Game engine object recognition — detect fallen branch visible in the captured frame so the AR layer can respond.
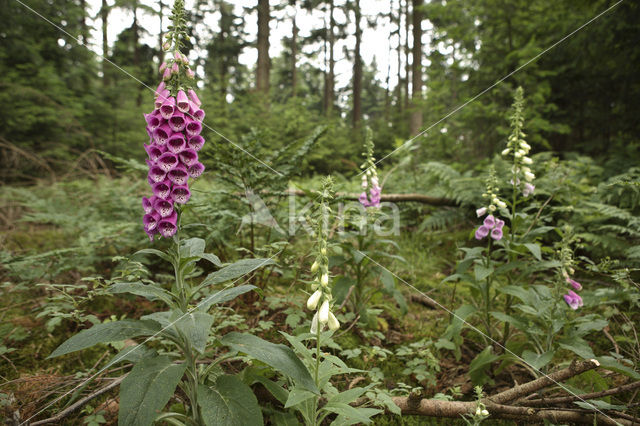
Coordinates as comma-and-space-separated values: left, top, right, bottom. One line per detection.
409, 293, 438, 309
519, 380, 640, 407
30, 375, 126, 426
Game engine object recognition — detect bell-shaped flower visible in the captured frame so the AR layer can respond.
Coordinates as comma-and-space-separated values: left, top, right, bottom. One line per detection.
476, 207, 487, 217
148, 165, 167, 183
155, 89, 171, 109
187, 162, 205, 178
171, 185, 191, 204
475, 225, 490, 240
166, 134, 186, 154
168, 164, 189, 186
142, 196, 156, 214
145, 144, 164, 162
157, 152, 179, 172
522, 183, 535, 197
153, 198, 174, 218
176, 90, 190, 113
490, 227, 503, 241
168, 111, 186, 132
524, 171, 535, 182
306, 290, 322, 310
188, 135, 205, 151
179, 149, 198, 167
358, 192, 369, 207
160, 97, 176, 120
327, 312, 340, 331
566, 278, 582, 291
156, 81, 166, 93
193, 109, 205, 122
321, 273, 329, 287
153, 124, 173, 146
318, 300, 330, 323
563, 290, 583, 310
483, 215, 496, 228
144, 113, 160, 130
185, 119, 202, 137
188, 89, 201, 106
158, 217, 178, 238
152, 180, 172, 199
495, 219, 505, 230
143, 211, 161, 232
310, 312, 320, 334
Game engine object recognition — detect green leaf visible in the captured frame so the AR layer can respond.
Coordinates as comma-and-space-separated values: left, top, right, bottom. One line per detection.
559, 338, 596, 359
574, 400, 627, 411
201, 258, 275, 286
323, 402, 380, 424
284, 388, 316, 408
202, 253, 222, 267
523, 243, 542, 261
103, 345, 158, 370
197, 285, 257, 312
174, 312, 214, 354
469, 346, 499, 385
109, 282, 174, 307
220, 332, 317, 393
49, 320, 160, 358
180, 238, 205, 258
132, 248, 172, 263
118, 356, 186, 426
379, 268, 395, 292
332, 276, 355, 305
198, 376, 263, 426
327, 387, 369, 405
521, 350, 554, 370
596, 356, 640, 380
474, 264, 493, 281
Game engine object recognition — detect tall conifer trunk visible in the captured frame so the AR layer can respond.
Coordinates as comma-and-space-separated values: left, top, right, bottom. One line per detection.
409, 0, 423, 135
352, 0, 362, 128
256, 0, 270, 95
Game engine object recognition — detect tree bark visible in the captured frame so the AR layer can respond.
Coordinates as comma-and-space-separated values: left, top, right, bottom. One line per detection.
352, 0, 362, 128
403, 0, 410, 111
291, 4, 298, 98
395, 0, 403, 112
327, 0, 335, 115
133, 0, 141, 105
409, 0, 423, 136
101, 0, 109, 86
256, 0, 271, 94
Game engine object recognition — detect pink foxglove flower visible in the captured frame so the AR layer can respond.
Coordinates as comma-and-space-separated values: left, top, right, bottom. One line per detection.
563, 290, 583, 310
490, 227, 503, 241
567, 277, 582, 291
522, 183, 535, 197
141, 64, 206, 240
475, 225, 490, 240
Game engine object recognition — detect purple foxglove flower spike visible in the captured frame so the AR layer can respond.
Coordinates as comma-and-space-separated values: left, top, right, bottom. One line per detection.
187, 162, 205, 178
152, 180, 172, 199
148, 165, 167, 183
567, 278, 582, 291
167, 134, 186, 154
157, 152, 179, 172
168, 112, 186, 132
153, 198, 174, 218
168, 164, 189, 185
160, 97, 176, 120
176, 90, 190, 114
145, 144, 165, 162
475, 225, 490, 240
359, 191, 369, 207
171, 185, 191, 204
490, 227, 503, 241
483, 215, 496, 228
188, 135, 205, 151
179, 148, 198, 167
153, 124, 173, 146
188, 89, 201, 107
143, 211, 161, 231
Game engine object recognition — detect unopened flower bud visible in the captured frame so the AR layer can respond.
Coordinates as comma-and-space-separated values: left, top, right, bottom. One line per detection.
476, 207, 487, 217
524, 171, 535, 182
496, 200, 506, 209
306, 290, 322, 310
320, 273, 329, 286
321, 247, 327, 256
327, 311, 340, 330
159, 62, 168, 72
489, 205, 496, 212
481, 409, 489, 416
162, 67, 172, 81
522, 157, 533, 165
501, 148, 510, 156
186, 67, 195, 79
475, 407, 482, 416
171, 62, 179, 74
163, 41, 171, 51
311, 261, 319, 272
319, 300, 330, 323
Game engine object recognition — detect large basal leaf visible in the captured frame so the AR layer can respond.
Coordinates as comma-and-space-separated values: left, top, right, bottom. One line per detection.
198, 375, 263, 426
49, 320, 160, 358
174, 311, 214, 354
119, 356, 186, 426
197, 285, 257, 312
220, 332, 318, 393
180, 237, 205, 258
109, 282, 174, 307
201, 258, 275, 286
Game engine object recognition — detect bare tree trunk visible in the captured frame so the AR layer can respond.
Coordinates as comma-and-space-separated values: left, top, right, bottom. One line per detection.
352, 0, 362, 128
291, 5, 298, 98
327, 0, 335, 115
403, 0, 410, 111
384, 2, 393, 122
395, 0, 403, 112
133, 1, 142, 106
101, 0, 109, 86
256, 0, 270, 95
322, 12, 329, 114
409, 0, 423, 136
